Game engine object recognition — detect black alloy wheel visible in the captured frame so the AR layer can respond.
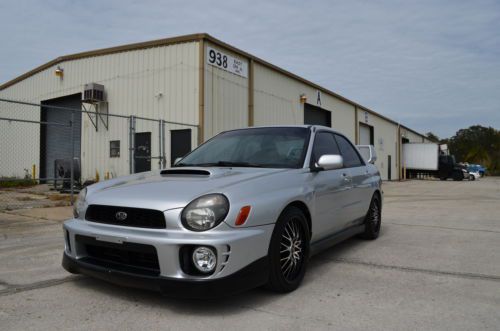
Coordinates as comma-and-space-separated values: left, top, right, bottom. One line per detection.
267, 206, 310, 292
361, 194, 381, 240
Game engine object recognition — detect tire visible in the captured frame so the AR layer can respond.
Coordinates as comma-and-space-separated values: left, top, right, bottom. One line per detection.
440, 177, 447, 181
469, 175, 475, 181
266, 206, 310, 293
452, 171, 464, 181
360, 194, 382, 240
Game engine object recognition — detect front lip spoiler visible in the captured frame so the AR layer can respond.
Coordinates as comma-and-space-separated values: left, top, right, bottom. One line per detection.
62, 253, 269, 299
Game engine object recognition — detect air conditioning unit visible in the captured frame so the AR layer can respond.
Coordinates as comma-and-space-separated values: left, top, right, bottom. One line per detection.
83, 83, 105, 103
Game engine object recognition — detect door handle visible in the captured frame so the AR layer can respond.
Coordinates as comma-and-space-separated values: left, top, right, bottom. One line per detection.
342, 173, 352, 182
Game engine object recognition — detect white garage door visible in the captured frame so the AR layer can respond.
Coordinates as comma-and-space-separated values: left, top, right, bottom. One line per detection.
359, 124, 372, 145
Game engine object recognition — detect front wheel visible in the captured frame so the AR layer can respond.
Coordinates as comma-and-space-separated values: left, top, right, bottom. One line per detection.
360, 194, 381, 240
469, 175, 475, 181
266, 206, 310, 293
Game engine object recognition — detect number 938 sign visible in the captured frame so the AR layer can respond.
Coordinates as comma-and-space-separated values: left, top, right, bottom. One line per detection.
207, 47, 248, 78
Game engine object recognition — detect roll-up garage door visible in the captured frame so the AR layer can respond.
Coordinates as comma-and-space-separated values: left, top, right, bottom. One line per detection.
40, 94, 82, 179
304, 103, 331, 127
359, 123, 373, 145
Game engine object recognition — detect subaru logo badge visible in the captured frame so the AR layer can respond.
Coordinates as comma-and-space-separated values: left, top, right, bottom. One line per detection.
115, 211, 127, 221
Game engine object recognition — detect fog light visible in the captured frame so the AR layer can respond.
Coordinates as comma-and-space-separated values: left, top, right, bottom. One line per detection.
192, 246, 216, 273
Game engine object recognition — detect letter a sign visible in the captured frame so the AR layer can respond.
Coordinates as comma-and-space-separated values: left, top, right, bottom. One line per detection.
316, 90, 322, 106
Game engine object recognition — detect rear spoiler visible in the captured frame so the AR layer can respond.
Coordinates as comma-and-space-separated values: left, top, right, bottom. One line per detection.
356, 145, 377, 164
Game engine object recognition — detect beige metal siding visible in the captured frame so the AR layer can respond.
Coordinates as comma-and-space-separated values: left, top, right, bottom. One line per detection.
203, 42, 249, 140
0, 42, 200, 180
357, 108, 399, 180
402, 129, 426, 143
253, 63, 356, 141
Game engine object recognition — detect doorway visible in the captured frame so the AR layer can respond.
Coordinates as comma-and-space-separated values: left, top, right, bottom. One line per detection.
40, 94, 82, 180
304, 103, 331, 127
134, 132, 151, 173
170, 129, 192, 166
388, 155, 392, 180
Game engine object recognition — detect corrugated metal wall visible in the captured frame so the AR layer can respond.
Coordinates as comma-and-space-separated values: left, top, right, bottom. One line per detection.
357, 108, 399, 180
0, 41, 200, 180
1, 35, 431, 182
253, 63, 356, 142
203, 42, 249, 140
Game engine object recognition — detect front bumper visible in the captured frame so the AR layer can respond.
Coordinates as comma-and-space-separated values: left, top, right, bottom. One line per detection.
62, 210, 274, 297
62, 252, 268, 298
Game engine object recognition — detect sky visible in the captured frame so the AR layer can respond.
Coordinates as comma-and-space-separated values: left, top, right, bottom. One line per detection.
0, 0, 499, 138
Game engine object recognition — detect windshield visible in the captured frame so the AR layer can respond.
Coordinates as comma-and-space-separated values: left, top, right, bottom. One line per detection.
176, 127, 310, 169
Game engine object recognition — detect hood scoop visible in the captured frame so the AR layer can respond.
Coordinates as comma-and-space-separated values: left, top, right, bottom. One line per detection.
160, 169, 211, 176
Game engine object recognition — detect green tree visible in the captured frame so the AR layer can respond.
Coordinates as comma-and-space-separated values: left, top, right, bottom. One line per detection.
448, 125, 500, 175
425, 132, 440, 143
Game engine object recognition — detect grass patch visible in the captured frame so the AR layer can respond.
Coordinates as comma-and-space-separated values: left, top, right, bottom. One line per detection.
0, 179, 37, 188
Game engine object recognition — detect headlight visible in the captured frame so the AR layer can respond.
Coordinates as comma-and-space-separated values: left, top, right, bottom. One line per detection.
73, 187, 87, 219
181, 194, 229, 231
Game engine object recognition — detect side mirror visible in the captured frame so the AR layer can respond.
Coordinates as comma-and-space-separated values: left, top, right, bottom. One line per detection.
174, 157, 183, 165
357, 145, 377, 164
317, 154, 343, 170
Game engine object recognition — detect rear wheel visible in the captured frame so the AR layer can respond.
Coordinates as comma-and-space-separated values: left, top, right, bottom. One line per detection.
266, 206, 310, 293
360, 194, 381, 240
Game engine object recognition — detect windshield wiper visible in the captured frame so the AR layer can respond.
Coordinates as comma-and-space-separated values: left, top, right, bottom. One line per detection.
194, 161, 264, 168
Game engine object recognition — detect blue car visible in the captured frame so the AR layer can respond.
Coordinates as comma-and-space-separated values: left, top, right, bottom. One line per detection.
467, 164, 486, 177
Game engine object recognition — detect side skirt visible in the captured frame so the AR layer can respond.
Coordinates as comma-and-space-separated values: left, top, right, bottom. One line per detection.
310, 224, 365, 256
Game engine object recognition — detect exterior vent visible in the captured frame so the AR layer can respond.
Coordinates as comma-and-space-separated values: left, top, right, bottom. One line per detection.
161, 169, 211, 176
83, 83, 105, 103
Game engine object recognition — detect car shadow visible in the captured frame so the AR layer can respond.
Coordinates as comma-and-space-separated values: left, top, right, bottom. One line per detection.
72, 232, 382, 314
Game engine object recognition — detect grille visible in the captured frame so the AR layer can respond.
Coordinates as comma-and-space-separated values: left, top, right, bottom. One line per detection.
85, 205, 166, 229
76, 235, 160, 276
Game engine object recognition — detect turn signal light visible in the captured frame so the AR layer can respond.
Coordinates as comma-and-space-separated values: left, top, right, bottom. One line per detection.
235, 206, 251, 226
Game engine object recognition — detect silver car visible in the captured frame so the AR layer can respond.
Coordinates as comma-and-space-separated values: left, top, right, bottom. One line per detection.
62, 126, 382, 297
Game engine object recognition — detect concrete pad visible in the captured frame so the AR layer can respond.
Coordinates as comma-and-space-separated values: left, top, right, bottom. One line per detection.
0, 262, 498, 331
0, 177, 498, 330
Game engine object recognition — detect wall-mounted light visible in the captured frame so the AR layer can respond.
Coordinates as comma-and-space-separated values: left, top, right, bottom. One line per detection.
299, 93, 307, 103
55, 66, 64, 79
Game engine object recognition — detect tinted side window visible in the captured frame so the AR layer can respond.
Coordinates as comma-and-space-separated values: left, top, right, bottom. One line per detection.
312, 132, 340, 162
334, 134, 364, 167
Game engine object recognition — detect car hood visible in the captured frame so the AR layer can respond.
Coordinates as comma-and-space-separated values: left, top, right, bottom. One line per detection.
85, 167, 290, 210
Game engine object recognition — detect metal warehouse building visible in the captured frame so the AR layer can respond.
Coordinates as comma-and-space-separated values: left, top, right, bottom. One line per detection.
0, 33, 430, 182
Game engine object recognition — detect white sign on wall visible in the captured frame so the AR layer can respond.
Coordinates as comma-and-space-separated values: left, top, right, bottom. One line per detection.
207, 47, 248, 78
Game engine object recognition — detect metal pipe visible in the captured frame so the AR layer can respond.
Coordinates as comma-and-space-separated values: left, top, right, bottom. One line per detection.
129, 115, 136, 174
159, 119, 166, 169
0, 98, 199, 127
70, 111, 75, 203
0, 116, 69, 126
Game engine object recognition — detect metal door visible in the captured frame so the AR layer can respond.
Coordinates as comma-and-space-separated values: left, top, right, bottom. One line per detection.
170, 129, 191, 166
134, 132, 151, 173
388, 155, 392, 180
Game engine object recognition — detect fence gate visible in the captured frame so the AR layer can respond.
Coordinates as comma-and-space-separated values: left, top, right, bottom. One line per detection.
0, 99, 77, 210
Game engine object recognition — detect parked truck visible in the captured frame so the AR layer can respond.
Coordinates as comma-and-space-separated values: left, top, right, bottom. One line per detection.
403, 143, 466, 181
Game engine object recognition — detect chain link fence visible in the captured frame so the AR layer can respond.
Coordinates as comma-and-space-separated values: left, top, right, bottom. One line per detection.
0, 98, 198, 210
